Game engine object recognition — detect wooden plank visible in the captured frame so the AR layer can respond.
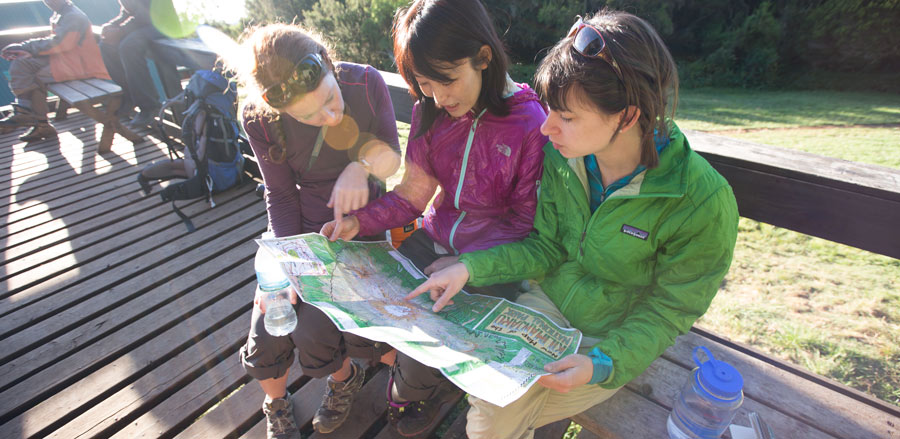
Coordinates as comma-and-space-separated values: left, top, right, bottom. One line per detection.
46, 82, 90, 105
439, 410, 469, 439
63, 80, 110, 102
175, 363, 309, 439
44, 290, 254, 438
382, 71, 413, 125
534, 419, 570, 439
0, 195, 263, 382
570, 389, 670, 439
0, 225, 262, 424
82, 78, 123, 95
663, 331, 900, 439
620, 353, 836, 439
0, 190, 254, 320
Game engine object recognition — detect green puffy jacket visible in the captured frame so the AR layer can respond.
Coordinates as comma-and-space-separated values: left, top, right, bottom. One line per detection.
459, 124, 738, 388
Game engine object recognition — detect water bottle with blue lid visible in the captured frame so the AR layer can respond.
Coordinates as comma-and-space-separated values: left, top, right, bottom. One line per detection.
667, 346, 744, 438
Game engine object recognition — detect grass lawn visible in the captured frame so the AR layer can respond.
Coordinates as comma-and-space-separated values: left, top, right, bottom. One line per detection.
393, 86, 900, 410
682, 87, 900, 407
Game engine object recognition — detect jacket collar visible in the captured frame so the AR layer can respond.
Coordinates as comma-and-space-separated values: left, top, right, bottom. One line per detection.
544, 122, 690, 203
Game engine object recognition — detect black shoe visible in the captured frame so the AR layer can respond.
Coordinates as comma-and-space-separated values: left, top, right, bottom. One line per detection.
0, 104, 40, 133
128, 108, 158, 129
312, 360, 365, 433
388, 378, 461, 437
137, 173, 153, 195
19, 122, 57, 142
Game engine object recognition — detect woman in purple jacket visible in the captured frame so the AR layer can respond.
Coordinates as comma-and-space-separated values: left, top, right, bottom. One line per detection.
235, 24, 401, 439
321, 0, 548, 436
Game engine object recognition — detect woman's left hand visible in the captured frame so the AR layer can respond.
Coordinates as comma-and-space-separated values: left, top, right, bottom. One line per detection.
537, 354, 594, 393
328, 162, 370, 233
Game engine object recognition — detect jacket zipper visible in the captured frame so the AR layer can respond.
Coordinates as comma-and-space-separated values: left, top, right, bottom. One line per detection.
448, 109, 486, 254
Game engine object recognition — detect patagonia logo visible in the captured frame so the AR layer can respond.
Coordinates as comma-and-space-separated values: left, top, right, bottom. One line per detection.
621, 224, 649, 240
496, 143, 511, 157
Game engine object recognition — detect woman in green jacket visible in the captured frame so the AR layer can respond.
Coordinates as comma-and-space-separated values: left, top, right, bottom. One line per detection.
408, 9, 739, 439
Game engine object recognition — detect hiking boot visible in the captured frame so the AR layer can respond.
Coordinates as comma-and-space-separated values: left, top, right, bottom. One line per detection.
262, 392, 300, 439
389, 379, 461, 437
0, 104, 40, 134
128, 108, 158, 129
137, 172, 153, 195
312, 360, 365, 434
19, 122, 57, 142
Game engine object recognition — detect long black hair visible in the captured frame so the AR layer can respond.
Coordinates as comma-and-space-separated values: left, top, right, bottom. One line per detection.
393, 0, 510, 138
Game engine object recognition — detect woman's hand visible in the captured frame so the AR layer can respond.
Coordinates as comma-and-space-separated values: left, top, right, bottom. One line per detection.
328, 162, 369, 236
320, 215, 361, 241
536, 354, 594, 392
424, 256, 459, 275
406, 262, 470, 312
253, 286, 299, 314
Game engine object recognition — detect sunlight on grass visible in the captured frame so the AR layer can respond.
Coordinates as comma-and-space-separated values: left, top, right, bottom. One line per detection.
678, 88, 900, 131
698, 218, 900, 407
724, 127, 900, 169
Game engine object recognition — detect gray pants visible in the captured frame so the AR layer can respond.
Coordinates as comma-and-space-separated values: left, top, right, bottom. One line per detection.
8, 56, 54, 119
240, 229, 517, 399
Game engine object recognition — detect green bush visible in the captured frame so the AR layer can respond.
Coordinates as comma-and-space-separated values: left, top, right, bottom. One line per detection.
302, 0, 406, 70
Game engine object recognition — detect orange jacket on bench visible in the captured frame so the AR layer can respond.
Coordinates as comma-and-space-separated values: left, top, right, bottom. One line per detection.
21, 2, 110, 83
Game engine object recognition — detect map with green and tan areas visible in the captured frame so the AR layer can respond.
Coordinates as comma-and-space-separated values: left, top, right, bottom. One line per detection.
257, 234, 582, 407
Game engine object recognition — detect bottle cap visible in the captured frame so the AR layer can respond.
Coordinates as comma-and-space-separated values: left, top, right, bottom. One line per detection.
693, 346, 743, 400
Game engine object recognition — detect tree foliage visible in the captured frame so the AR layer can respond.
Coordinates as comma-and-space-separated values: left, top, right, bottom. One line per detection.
242, 0, 900, 89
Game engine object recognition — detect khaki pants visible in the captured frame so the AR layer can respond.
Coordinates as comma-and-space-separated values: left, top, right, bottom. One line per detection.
465, 282, 621, 439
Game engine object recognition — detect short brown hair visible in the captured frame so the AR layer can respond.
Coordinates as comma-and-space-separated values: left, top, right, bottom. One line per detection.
534, 10, 678, 169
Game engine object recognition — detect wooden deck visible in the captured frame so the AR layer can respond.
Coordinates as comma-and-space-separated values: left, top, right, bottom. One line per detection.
2, 110, 899, 439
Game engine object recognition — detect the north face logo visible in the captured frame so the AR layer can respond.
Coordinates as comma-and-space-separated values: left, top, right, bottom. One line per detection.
496, 144, 511, 157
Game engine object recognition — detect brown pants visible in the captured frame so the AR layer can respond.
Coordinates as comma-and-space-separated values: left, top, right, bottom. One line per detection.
8, 56, 54, 120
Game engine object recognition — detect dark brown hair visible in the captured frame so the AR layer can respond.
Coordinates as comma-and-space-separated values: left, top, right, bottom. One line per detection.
393, 0, 510, 138
235, 24, 337, 163
534, 10, 678, 169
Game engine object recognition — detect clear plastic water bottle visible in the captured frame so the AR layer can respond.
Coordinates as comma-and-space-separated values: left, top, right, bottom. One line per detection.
255, 234, 297, 337
667, 346, 744, 439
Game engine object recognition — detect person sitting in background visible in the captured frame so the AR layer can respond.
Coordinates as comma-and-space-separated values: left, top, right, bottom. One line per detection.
0, 0, 109, 142
99, 0, 181, 129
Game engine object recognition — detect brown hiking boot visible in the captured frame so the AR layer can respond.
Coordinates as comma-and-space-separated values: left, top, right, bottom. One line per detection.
0, 104, 40, 134
19, 122, 57, 142
312, 360, 365, 433
262, 392, 300, 439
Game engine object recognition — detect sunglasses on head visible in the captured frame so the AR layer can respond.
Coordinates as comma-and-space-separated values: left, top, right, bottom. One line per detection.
262, 52, 325, 108
567, 16, 623, 82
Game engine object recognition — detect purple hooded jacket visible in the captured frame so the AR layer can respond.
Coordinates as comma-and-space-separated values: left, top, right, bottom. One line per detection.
354, 83, 548, 254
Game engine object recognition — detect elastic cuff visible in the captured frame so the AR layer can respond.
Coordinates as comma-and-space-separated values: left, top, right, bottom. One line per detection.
587, 347, 613, 385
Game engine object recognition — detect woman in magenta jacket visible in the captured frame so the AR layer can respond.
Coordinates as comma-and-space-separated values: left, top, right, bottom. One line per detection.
320, 0, 547, 436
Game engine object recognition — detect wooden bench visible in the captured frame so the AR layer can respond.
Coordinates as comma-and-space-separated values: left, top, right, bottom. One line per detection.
45, 78, 140, 153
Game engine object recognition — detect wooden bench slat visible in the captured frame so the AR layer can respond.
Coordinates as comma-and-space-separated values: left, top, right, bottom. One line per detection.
60, 80, 109, 102
46, 82, 90, 105
82, 78, 122, 95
